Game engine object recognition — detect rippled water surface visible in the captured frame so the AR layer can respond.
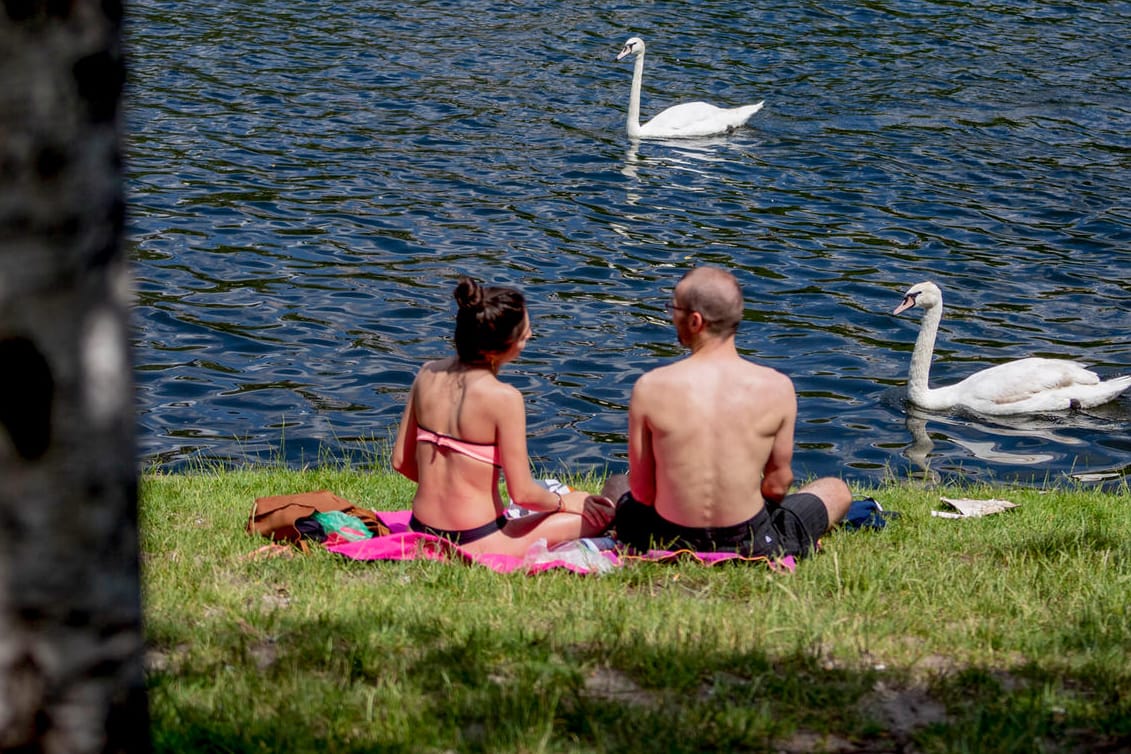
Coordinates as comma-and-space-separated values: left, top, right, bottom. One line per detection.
126, 0, 1131, 486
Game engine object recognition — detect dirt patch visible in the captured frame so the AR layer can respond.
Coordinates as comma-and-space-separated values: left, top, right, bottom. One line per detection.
584, 667, 657, 707
910, 653, 957, 680
144, 642, 191, 675
861, 681, 948, 736
249, 638, 278, 671
773, 730, 871, 753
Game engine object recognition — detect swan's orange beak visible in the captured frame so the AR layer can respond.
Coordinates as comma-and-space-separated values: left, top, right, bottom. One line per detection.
893, 295, 917, 315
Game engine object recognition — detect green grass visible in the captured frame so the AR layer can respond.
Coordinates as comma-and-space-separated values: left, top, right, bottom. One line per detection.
141, 465, 1131, 753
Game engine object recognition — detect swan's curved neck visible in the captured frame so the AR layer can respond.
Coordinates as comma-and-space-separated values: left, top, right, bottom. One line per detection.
627, 53, 644, 138
908, 304, 941, 404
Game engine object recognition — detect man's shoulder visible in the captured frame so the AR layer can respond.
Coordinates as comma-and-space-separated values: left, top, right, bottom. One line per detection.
688, 356, 796, 397
745, 360, 793, 386
635, 359, 688, 387
656, 353, 790, 378
742, 362, 796, 399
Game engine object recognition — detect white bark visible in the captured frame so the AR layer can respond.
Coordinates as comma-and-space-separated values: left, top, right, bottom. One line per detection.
0, 1, 148, 751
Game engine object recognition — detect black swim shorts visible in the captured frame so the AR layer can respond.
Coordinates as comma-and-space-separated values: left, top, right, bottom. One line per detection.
613, 492, 828, 558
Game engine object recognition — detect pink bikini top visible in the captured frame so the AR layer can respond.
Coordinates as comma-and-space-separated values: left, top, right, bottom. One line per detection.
416, 426, 502, 468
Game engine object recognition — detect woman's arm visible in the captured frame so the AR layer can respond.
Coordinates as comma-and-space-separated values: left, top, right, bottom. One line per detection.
493, 385, 563, 511
490, 383, 613, 528
391, 380, 419, 482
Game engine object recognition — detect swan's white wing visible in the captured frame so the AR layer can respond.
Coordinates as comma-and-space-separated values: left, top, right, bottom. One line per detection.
957, 358, 1099, 406
640, 101, 763, 138
640, 102, 727, 135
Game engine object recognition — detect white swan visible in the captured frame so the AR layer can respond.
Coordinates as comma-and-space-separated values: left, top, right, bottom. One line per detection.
893, 281, 1131, 415
616, 36, 764, 139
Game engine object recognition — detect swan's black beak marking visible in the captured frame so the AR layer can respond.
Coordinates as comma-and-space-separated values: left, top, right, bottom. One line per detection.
893, 291, 919, 315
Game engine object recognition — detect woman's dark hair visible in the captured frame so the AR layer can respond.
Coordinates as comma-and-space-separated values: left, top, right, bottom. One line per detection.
453, 277, 527, 365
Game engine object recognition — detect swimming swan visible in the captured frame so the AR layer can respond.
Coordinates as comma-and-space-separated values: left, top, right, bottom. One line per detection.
893, 281, 1131, 415
616, 36, 764, 139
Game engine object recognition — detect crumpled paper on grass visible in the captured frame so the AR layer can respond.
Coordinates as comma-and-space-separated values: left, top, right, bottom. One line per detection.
932, 497, 1019, 519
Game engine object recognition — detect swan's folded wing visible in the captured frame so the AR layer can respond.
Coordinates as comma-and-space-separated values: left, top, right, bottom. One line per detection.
966, 358, 1098, 405
641, 101, 727, 136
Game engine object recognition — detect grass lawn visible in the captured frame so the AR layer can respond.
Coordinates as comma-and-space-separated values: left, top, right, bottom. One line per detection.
141, 466, 1130, 753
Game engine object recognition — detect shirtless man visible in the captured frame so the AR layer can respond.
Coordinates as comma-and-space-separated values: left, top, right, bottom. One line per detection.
605, 266, 851, 557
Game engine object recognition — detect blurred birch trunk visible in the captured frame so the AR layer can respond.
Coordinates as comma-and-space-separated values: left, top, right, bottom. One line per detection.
0, 1, 149, 751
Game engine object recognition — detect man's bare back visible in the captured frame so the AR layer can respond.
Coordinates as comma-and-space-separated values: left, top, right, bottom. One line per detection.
612, 266, 851, 558
629, 327, 797, 528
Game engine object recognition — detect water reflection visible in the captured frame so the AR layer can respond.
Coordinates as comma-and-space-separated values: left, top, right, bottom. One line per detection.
622, 137, 741, 181
903, 405, 1128, 482
621, 141, 639, 180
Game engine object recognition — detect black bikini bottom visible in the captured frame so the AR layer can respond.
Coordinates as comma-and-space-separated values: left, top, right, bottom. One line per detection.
408, 514, 506, 545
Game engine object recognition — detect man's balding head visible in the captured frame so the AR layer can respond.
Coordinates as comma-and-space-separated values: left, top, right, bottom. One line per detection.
675, 267, 743, 336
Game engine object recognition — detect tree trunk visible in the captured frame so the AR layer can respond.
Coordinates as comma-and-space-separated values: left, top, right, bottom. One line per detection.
0, 1, 149, 752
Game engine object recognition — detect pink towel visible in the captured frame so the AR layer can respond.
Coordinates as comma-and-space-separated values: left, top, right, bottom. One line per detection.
326, 510, 795, 574
326, 510, 609, 573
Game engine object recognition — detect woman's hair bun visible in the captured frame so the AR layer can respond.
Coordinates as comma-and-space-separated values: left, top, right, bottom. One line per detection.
454, 276, 484, 311
451, 276, 526, 365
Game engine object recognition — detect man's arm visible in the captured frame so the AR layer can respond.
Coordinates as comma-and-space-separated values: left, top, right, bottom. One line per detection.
760, 379, 797, 503
626, 378, 656, 505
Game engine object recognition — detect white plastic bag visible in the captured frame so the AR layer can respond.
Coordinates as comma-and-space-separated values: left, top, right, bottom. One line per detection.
522, 538, 614, 574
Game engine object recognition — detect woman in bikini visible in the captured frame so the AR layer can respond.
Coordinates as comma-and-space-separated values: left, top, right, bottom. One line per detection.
392, 276, 615, 556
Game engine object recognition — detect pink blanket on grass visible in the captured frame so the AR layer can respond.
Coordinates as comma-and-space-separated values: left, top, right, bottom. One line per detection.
326, 510, 796, 574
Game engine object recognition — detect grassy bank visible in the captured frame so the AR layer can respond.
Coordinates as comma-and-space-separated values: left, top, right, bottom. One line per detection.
141, 467, 1130, 753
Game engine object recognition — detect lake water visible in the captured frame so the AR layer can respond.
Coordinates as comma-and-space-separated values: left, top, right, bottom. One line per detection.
125, 0, 1131, 488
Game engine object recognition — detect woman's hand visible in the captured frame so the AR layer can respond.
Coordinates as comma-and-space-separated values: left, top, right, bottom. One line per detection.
562, 490, 615, 529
